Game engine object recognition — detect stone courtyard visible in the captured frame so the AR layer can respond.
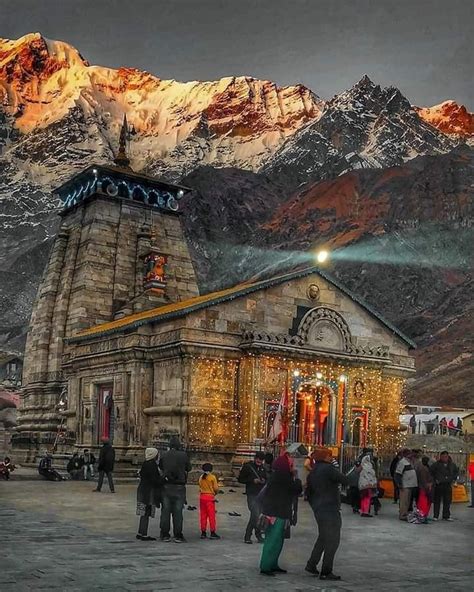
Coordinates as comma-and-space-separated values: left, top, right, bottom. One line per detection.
1, 480, 472, 591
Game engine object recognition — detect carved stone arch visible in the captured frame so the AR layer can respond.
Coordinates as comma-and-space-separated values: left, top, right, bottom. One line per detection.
297, 307, 353, 352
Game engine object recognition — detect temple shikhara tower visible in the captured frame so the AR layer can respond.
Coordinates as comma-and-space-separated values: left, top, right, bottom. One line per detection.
14, 119, 416, 469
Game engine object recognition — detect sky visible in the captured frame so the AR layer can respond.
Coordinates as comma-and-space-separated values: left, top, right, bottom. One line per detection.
1, 0, 472, 108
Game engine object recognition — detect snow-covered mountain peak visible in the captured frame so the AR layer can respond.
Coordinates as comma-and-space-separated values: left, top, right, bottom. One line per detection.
415, 100, 474, 138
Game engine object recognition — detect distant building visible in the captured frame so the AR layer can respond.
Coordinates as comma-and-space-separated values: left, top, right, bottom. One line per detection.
0, 353, 23, 388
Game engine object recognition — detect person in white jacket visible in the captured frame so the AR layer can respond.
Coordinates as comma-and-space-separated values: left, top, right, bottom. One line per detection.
358, 454, 377, 517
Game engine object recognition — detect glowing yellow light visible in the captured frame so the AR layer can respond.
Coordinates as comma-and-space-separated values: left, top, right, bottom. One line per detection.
316, 371, 323, 379
293, 369, 301, 377
316, 250, 329, 263
339, 374, 347, 382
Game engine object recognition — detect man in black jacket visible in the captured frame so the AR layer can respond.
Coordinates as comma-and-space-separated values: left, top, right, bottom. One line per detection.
430, 451, 459, 521
238, 451, 267, 544
305, 448, 348, 581
159, 435, 191, 543
93, 439, 115, 493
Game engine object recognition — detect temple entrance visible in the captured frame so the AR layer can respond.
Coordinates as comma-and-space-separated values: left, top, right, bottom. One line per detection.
350, 407, 369, 447
295, 380, 334, 446
97, 384, 114, 443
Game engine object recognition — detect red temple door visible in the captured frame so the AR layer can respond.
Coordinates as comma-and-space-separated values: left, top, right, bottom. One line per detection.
97, 385, 114, 443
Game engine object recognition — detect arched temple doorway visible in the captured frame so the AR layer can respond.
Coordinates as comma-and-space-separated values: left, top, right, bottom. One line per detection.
294, 378, 337, 446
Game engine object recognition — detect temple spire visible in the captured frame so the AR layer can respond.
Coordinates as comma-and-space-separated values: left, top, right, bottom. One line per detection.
114, 114, 131, 169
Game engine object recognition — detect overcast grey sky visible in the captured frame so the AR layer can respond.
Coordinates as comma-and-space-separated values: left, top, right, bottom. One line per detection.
1, 0, 472, 107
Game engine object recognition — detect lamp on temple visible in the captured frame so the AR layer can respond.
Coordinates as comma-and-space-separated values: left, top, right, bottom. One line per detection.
316, 250, 329, 264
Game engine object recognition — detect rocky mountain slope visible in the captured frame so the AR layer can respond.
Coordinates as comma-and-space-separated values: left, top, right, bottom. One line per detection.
0, 33, 473, 406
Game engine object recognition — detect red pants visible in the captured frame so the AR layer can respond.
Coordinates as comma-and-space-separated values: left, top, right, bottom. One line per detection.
360, 489, 373, 514
200, 493, 216, 532
417, 488, 431, 517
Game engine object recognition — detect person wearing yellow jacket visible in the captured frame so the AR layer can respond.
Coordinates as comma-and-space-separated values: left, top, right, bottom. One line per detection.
199, 463, 221, 540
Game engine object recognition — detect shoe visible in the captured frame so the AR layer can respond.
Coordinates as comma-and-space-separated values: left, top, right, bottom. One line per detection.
361, 513, 373, 518
200, 531, 207, 539
174, 535, 186, 543
272, 567, 287, 573
443, 517, 454, 521
256, 535, 265, 543
305, 566, 320, 576
110, 491, 115, 494
244, 539, 252, 544
93, 489, 101, 492
320, 573, 341, 581
432, 517, 439, 521
160, 535, 171, 542
136, 534, 143, 540
210, 532, 221, 539
138, 535, 156, 541
260, 571, 275, 577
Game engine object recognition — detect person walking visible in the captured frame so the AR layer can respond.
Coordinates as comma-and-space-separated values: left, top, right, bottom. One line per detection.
358, 453, 377, 517
238, 451, 267, 544
305, 447, 348, 581
431, 451, 458, 521
259, 452, 302, 576
136, 447, 164, 541
395, 449, 417, 521
94, 439, 115, 493
159, 435, 191, 543
199, 463, 220, 540
81, 449, 96, 480
468, 458, 474, 508
389, 451, 402, 504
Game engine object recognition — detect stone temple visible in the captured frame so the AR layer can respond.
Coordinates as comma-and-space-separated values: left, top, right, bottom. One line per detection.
13, 124, 416, 470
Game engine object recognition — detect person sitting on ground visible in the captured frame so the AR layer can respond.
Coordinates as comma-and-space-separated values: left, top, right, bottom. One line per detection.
38, 453, 64, 481
430, 451, 458, 521
416, 456, 433, 522
358, 453, 377, 517
80, 449, 96, 480
136, 447, 164, 541
0, 456, 15, 480
199, 462, 221, 540
67, 452, 83, 480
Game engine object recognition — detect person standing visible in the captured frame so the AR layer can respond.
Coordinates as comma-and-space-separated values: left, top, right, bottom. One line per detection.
358, 453, 377, 517
409, 414, 417, 434
305, 447, 348, 581
468, 458, 474, 508
389, 451, 402, 504
415, 456, 434, 522
456, 417, 463, 437
448, 419, 455, 436
94, 438, 115, 493
159, 435, 191, 543
198, 463, 220, 539
238, 451, 267, 544
439, 417, 447, 435
432, 415, 440, 435
345, 460, 361, 513
81, 449, 96, 480
395, 449, 417, 521
259, 453, 302, 576
136, 447, 164, 541
430, 451, 458, 521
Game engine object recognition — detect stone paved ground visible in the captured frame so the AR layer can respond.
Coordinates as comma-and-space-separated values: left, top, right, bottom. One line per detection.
1, 480, 473, 592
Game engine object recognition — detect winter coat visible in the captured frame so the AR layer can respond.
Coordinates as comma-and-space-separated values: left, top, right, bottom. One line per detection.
260, 469, 302, 519
137, 459, 164, 509
159, 449, 191, 485
358, 455, 377, 491
389, 455, 400, 478
416, 463, 434, 491
346, 465, 360, 488
307, 460, 348, 511
430, 460, 459, 485
238, 461, 267, 496
98, 443, 115, 472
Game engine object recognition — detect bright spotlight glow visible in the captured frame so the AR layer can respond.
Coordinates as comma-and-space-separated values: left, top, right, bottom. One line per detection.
293, 370, 301, 377
316, 250, 329, 263
316, 371, 323, 379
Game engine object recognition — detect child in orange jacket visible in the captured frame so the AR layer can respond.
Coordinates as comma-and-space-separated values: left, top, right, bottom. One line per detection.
199, 463, 221, 539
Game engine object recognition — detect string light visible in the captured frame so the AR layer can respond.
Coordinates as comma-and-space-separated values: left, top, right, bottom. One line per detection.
185, 353, 405, 452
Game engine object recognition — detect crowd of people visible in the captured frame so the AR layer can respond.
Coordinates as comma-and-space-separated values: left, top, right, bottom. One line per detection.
409, 413, 464, 436
3, 437, 473, 582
